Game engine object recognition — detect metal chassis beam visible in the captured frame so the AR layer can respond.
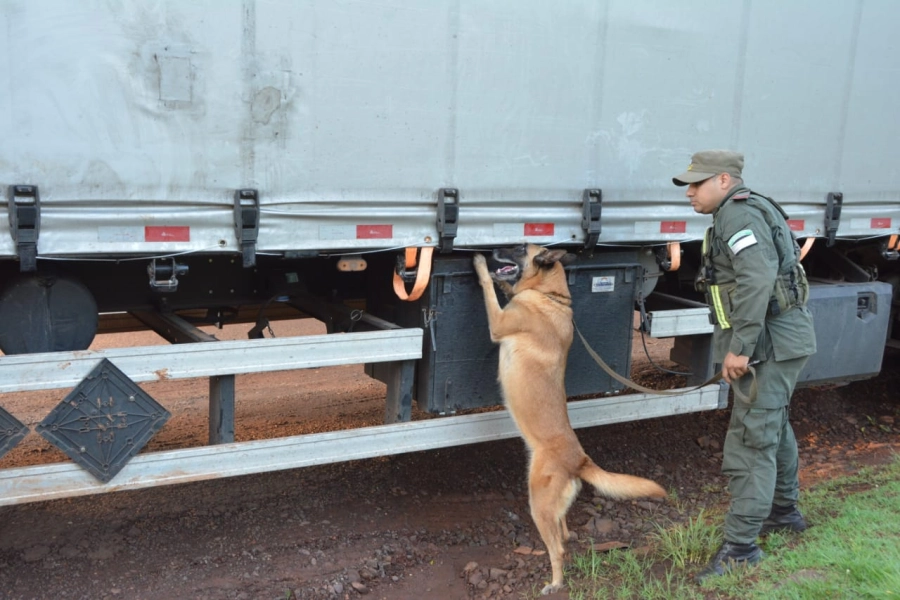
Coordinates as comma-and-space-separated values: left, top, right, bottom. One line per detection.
0, 383, 725, 506
129, 310, 219, 344
130, 310, 236, 443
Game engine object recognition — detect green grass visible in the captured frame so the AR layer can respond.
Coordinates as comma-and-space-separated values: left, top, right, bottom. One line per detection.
565, 454, 900, 600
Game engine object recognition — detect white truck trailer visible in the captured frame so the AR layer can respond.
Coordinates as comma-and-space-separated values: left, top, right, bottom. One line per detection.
0, 0, 897, 504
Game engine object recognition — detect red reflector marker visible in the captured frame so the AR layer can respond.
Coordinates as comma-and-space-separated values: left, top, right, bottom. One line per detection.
524, 223, 554, 236
356, 224, 393, 239
787, 220, 805, 231
145, 226, 190, 242
660, 221, 686, 234
871, 218, 892, 229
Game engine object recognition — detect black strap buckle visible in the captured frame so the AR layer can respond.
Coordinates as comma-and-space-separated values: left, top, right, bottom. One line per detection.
8, 185, 40, 272
234, 189, 260, 267
824, 191, 843, 247
394, 254, 419, 283
582, 189, 602, 251
436, 188, 458, 253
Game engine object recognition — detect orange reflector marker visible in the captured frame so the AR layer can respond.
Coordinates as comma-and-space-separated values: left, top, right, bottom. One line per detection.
337, 255, 367, 272
393, 247, 434, 302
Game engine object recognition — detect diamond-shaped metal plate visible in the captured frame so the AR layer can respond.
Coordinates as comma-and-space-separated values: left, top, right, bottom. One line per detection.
36, 358, 170, 482
0, 405, 28, 459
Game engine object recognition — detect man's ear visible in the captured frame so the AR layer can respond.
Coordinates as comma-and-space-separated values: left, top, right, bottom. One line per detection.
718, 173, 731, 189
534, 248, 575, 268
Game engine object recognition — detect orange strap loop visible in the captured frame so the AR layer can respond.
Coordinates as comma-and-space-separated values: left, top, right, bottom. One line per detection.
799, 237, 815, 261
889, 234, 899, 251
392, 247, 434, 302
665, 241, 681, 271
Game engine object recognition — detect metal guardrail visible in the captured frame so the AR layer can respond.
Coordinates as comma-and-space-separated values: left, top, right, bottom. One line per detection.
0, 328, 423, 504
0, 326, 726, 506
0, 329, 423, 393
0, 382, 724, 506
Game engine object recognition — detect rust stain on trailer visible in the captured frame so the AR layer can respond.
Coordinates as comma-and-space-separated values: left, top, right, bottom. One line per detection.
155, 368, 171, 381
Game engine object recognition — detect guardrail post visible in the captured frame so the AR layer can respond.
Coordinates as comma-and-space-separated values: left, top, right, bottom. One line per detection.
209, 375, 236, 444
384, 360, 415, 423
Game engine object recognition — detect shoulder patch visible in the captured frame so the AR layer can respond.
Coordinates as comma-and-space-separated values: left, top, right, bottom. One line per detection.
731, 191, 751, 201
727, 229, 758, 255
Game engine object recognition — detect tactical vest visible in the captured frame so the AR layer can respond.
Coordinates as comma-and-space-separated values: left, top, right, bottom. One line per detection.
696, 190, 810, 329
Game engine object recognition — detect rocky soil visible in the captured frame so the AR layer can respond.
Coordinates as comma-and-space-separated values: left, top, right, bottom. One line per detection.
0, 319, 897, 600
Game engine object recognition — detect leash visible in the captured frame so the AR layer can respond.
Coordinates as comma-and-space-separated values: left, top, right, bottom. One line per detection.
573, 320, 757, 403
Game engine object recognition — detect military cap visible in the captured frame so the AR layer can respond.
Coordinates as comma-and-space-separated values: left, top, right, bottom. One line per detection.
672, 150, 744, 186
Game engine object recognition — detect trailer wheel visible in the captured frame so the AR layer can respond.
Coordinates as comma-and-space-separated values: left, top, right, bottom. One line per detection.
0, 273, 98, 355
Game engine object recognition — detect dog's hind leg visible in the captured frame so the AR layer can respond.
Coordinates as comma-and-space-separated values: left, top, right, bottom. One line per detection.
529, 455, 580, 595
559, 478, 581, 543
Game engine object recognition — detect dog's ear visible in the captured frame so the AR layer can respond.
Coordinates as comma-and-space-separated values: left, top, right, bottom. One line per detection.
534, 248, 574, 268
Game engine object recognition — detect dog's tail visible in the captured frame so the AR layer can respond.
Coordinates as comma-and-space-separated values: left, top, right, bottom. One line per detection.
578, 458, 666, 500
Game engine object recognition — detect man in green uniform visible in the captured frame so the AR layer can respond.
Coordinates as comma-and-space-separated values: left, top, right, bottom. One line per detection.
672, 150, 817, 582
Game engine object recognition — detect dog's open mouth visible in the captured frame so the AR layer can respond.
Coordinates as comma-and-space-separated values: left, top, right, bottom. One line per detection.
488, 246, 524, 283
491, 263, 520, 282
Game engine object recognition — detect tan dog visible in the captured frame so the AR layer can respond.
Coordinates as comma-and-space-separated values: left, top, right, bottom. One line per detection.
473, 243, 666, 595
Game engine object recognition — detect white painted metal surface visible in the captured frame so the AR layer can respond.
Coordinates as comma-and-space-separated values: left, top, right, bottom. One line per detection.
0, 329, 424, 394
2, 0, 899, 258
0, 384, 722, 506
648, 308, 715, 338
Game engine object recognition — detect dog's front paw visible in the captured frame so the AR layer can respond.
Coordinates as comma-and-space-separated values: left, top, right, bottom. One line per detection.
472, 253, 491, 282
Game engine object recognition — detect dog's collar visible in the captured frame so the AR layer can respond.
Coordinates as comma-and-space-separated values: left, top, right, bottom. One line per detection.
543, 291, 572, 307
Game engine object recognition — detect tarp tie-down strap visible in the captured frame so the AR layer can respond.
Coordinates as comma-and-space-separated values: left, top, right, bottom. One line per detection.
393, 247, 434, 302
799, 237, 815, 260
666, 241, 681, 271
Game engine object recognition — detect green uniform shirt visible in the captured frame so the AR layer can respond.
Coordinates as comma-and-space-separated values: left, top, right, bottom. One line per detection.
705, 186, 817, 366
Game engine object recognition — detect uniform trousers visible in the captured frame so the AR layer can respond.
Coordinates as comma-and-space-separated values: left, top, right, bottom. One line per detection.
722, 355, 809, 544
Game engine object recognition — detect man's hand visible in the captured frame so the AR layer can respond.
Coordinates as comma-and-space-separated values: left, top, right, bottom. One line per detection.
722, 352, 751, 384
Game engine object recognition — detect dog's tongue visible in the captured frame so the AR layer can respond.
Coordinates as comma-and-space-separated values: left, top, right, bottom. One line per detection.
497, 266, 517, 275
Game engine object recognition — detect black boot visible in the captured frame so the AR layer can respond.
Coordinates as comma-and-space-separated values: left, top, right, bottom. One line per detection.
695, 541, 763, 583
759, 504, 808, 535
